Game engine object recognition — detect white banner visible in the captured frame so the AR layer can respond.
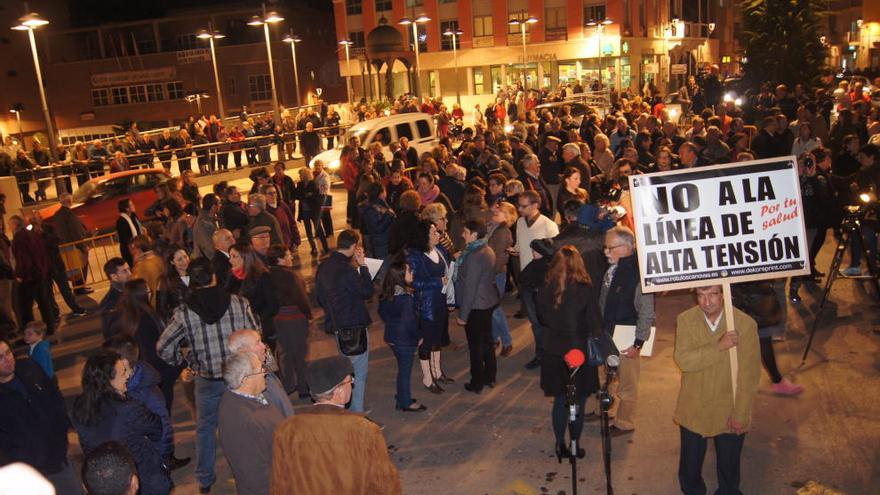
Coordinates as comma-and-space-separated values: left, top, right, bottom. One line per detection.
628, 157, 810, 293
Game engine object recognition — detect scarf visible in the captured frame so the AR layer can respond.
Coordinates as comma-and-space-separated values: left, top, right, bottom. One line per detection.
419, 184, 440, 205
232, 267, 246, 280
454, 238, 487, 276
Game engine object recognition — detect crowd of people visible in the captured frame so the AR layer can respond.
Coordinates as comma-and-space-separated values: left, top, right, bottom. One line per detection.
0, 67, 879, 495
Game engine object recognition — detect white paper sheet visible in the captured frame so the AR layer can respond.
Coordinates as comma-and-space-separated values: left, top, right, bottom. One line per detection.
363, 257, 385, 280
612, 325, 657, 357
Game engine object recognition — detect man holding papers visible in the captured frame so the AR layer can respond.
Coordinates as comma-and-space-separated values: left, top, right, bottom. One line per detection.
598, 226, 655, 436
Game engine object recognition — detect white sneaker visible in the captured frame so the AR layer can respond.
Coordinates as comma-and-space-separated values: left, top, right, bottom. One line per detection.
840, 266, 862, 277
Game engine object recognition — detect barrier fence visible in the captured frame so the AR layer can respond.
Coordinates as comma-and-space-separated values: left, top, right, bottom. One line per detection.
57, 232, 121, 290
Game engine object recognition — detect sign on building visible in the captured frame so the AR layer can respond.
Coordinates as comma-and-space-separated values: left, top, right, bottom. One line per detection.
176, 48, 212, 65
671, 64, 688, 75
628, 157, 810, 293
91, 68, 176, 88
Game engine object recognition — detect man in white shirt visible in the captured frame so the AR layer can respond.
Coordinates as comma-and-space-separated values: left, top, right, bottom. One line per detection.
512, 190, 559, 370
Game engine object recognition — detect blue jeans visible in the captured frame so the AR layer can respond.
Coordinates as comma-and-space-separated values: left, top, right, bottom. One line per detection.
390, 344, 417, 409
522, 288, 544, 358
343, 334, 369, 412
849, 224, 877, 269
194, 376, 226, 488
491, 273, 512, 347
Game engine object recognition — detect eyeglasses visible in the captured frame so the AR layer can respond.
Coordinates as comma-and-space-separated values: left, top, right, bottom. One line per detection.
517, 203, 532, 209
244, 366, 269, 379
604, 244, 625, 251
339, 375, 355, 389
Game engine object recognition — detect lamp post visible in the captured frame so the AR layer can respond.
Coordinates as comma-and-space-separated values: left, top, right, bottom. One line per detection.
9, 104, 25, 151
399, 14, 431, 98
586, 18, 613, 90
282, 33, 302, 107
339, 39, 354, 108
248, 9, 285, 122
196, 24, 226, 118
12, 12, 56, 158
185, 91, 210, 114
442, 28, 463, 104
508, 15, 538, 92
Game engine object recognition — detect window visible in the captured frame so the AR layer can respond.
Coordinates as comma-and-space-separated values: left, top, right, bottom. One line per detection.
396, 123, 414, 142
376, 0, 392, 11
439, 0, 456, 3
176, 33, 198, 51
248, 74, 272, 101
129, 85, 147, 103
146, 84, 164, 102
111, 87, 129, 105
406, 0, 423, 7
473, 67, 484, 94
583, 1, 606, 23
440, 20, 459, 50
416, 119, 431, 139
508, 14, 521, 34
349, 31, 365, 48
545, 7, 566, 30
474, 15, 493, 37
373, 127, 392, 146
166, 81, 184, 100
346, 0, 362, 16
622, 0, 631, 35
91, 89, 109, 106
225, 76, 237, 96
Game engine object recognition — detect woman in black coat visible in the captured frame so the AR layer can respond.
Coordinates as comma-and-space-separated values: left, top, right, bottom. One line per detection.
156, 247, 190, 321
228, 242, 280, 344
72, 350, 172, 495
535, 245, 602, 462
295, 167, 329, 255
266, 245, 312, 398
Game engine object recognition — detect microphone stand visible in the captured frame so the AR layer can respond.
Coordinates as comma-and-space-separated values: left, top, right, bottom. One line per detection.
598, 359, 618, 495
565, 372, 580, 495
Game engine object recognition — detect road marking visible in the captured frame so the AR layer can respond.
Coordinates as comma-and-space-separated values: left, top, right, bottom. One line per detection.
493, 479, 537, 495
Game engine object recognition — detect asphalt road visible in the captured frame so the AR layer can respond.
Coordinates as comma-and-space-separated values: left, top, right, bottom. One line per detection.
41, 181, 880, 495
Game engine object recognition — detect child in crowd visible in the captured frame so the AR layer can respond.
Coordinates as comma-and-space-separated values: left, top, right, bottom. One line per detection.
24, 321, 53, 379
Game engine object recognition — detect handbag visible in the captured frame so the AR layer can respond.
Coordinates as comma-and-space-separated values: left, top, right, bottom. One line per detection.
586, 331, 618, 367
336, 325, 368, 356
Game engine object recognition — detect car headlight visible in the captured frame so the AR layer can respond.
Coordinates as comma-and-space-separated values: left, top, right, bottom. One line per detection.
668, 108, 679, 119
734, 97, 742, 107
503, 124, 514, 134
327, 159, 341, 170
723, 92, 734, 103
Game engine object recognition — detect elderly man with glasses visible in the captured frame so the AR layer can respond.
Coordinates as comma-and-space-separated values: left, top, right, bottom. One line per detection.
218, 351, 285, 495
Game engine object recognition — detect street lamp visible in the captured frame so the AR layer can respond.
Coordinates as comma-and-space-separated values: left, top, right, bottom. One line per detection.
248, 9, 285, 121
196, 24, 226, 118
586, 18, 613, 90
399, 14, 431, 98
338, 39, 354, 108
9, 104, 25, 151
185, 91, 210, 114
442, 28, 463, 104
508, 15, 539, 91
282, 33, 302, 107
11, 12, 56, 158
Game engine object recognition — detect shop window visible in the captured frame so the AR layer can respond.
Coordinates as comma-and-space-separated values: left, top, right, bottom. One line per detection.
473, 68, 485, 94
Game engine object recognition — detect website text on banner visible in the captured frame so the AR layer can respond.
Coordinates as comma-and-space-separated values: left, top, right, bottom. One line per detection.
628, 157, 811, 294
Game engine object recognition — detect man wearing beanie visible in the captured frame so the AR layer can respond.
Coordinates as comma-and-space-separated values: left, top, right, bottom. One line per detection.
270, 356, 401, 495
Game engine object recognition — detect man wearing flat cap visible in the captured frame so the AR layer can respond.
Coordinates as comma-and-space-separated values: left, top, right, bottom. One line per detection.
270, 356, 401, 495
246, 193, 284, 247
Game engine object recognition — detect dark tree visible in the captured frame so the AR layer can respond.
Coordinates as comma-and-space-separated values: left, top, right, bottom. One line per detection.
740, 0, 828, 88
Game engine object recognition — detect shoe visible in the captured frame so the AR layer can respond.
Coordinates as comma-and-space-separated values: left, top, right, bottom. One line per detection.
501, 345, 513, 357
524, 357, 541, 370
424, 383, 443, 394
463, 382, 482, 394
69, 309, 87, 317
771, 379, 804, 396
396, 402, 427, 412
554, 443, 570, 463
298, 392, 311, 400
74, 287, 94, 295
167, 455, 191, 471
513, 310, 526, 319
812, 270, 825, 278
609, 426, 634, 437
198, 485, 212, 494
486, 381, 496, 388
310, 248, 318, 256
789, 290, 801, 303
438, 374, 455, 384
841, 266, 862, 277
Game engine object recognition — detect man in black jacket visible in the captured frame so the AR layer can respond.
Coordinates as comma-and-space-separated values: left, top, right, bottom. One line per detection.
99, 257, 131, 339
314, 229, 373, 413
116, 198, 142, 267
554, 200, 608, 286
0, 339, 81, 494
221, 186, 249, 238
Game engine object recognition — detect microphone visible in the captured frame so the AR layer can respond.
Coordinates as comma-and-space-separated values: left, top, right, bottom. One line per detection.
605, 354, 620, 372
564, 349, 585, 369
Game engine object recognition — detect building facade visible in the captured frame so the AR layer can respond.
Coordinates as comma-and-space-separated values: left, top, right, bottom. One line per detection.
0, 1, 344, 147
332, 0, 737, 109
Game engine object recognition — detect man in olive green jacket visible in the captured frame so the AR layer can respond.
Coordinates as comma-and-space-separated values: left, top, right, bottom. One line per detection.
674, 285, 760, 495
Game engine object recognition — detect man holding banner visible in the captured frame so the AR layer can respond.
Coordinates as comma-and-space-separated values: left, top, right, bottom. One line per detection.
674, 285, 760, 495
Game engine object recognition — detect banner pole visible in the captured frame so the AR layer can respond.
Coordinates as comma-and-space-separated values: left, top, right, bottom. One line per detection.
722, 282, 737, 401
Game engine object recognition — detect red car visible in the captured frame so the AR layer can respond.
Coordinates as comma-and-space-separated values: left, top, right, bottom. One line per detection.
39, 168, 172, 234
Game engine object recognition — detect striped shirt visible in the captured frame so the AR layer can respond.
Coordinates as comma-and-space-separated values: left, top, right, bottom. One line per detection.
157, 293, 259, 379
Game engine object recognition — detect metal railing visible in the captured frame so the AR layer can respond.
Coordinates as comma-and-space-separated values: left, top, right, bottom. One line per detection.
56, 232, 121, 290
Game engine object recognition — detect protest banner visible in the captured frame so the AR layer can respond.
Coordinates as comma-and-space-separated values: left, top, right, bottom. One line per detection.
628, 156, 810, 293
628, 156, 810, 398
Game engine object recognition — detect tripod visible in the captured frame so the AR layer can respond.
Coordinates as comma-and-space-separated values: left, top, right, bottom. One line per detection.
564, 381, 583, 495
597, 357, 619, 495
801, 206, 880, 365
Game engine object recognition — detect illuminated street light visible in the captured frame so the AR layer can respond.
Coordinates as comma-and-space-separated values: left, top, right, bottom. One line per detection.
185, 91, 210, 114
282, 33, 303, 107
339, 39, 354, 107
508, 15, 539, 91
249, 9, 285, 121
196, 24, 226, 118
11, 11, 57, 158
442, 28, 464, 104
399, 14, 431, 98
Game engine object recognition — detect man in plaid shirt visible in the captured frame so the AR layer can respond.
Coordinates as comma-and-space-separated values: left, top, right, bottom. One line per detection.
157, 257, 259, 494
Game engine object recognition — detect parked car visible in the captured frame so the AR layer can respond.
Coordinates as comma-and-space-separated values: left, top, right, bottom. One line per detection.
38, 168, 172, 234
533, 101, 592, 128
310, 113, 438, 177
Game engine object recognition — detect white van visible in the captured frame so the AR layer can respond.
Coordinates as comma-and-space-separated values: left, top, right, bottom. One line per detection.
309, 112, 437, 172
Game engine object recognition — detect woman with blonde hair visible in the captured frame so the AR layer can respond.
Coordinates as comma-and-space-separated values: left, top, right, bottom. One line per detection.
420, 202, 455, 255
535, 245, 602, 462
593, 133, 614, 175
488, 201, 516, 355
